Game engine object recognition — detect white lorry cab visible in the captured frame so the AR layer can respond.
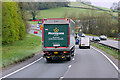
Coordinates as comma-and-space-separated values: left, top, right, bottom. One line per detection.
79, 37, 90, 49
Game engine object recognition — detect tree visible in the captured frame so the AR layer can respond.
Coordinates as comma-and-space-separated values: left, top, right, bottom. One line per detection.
26, 2, 39, 20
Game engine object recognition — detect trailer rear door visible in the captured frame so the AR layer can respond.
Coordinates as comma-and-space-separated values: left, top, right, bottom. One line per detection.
44, 24, 69, 47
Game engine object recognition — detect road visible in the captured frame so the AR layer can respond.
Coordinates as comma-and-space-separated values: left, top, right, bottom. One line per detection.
29, 26, 119, 50
99, 39, 119, 49
86, 36, 119, 49
2, 45, 118, 80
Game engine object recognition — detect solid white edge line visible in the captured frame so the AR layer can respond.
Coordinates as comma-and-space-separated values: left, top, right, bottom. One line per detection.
0, 57, 43, 79
91, 46, 120, 73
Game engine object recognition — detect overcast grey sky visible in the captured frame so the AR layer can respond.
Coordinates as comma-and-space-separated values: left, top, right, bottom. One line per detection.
90, 0, 119, 8
70, 0, 119, 8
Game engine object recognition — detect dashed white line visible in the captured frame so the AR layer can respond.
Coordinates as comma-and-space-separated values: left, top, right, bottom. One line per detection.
68, 65, 72, 68
59, 64, 72, 80
72, 58, 75, 61
59, 76, 64, 80
91, 46, 120, 73
1, 57, 43, 79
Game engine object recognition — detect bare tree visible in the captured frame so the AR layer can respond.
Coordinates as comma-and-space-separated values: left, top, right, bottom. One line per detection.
28, 2, 39, 20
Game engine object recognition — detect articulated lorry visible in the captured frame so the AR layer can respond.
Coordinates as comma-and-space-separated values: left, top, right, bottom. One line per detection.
42, 18, 75, 61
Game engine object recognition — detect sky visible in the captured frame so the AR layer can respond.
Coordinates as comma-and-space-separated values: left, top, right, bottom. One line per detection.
69, 0, 119, 8
90, 0, 119, 8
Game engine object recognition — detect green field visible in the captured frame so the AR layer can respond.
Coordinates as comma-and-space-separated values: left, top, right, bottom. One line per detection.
27, 21, 38, 24
27, 7, 108, 20
69, 2, 96, 9
2, 34, 42, 67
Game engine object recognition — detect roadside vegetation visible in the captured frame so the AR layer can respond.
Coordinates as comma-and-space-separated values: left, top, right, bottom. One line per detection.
27, 6, 118, 37
2, 2, 27, 44
91, 42, 119, 60
2, 34, 42, 68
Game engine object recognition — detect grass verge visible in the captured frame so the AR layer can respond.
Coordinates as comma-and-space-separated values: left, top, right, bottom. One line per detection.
2, 34, 42, 68
91, 42, 119, 60
27, 21, 38, 25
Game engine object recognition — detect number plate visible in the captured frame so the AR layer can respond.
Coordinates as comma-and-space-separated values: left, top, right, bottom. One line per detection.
54, 52, 58, 54
82, 44, 85, 46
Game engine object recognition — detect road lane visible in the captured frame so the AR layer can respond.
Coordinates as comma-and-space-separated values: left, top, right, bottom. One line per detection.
3, 45, 118, 79
63, 45, 118, 78
86, 35, 119, 49
7, 58, 72, 78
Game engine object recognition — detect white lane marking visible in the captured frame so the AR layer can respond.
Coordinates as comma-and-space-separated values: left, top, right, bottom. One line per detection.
72, 58, 74, 61
1, 57, 43, 79
59, 77, 64, 80
91, 46, 120, 73
68, 65, 72, 68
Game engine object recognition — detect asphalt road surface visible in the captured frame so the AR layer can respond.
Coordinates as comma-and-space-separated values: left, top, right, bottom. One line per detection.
86, 36, 119, 49
99, 39, 119, 49
2, 45, 118, 79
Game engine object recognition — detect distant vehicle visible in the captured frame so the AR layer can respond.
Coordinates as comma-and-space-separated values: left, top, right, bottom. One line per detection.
34, 31, 38, 34
79, 37, 90, 49
81, 33, 85, 37
76, 38, 79, 44
100, 35, 107, 40
42, 18, 75, 62
92, 36, 100, 42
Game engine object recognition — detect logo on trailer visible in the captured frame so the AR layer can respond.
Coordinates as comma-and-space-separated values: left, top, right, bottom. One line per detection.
53, 27, 59, 32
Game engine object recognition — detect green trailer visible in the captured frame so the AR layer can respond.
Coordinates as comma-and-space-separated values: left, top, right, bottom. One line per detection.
42, 18, 75, 61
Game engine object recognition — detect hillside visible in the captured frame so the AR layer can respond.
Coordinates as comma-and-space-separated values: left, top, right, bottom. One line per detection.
27, 7, 111, 20
69, 2, 118, 18
27, 2, 118, 20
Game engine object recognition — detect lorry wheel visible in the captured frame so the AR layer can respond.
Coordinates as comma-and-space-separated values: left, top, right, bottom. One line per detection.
71, 53, 74, 57
67, 56, 71, 61
46, 58, 51, 62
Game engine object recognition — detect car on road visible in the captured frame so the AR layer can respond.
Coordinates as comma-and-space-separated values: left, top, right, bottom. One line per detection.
92, 36, 100, 42
100, 35, 107, 40
76, 37, 79, 45
34, 31, 38, 34
81, 33, 85, 37
79, 37, 90, 49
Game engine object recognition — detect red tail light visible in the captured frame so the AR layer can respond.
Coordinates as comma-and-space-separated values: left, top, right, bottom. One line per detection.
63, 51, 68, 53
44, 51, 49, 53
48, 54, 50, 56
34, 31, 38, 34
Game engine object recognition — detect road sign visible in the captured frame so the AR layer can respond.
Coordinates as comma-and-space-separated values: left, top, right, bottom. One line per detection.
40, 25, 43, 30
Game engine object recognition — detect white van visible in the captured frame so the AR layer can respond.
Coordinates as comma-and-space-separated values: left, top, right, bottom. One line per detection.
79, 37, 90, 49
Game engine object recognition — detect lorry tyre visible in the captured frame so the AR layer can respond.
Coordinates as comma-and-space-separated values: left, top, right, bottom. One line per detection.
71, 53, 74, 57
67, 56, 71, 61
46, 58, 51, 62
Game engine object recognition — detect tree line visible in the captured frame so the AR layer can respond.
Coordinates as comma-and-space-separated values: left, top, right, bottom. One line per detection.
21, 2, 69, 20
2, 2, 27, 44
22, 2, 69, 10
64, 10, 119, 37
